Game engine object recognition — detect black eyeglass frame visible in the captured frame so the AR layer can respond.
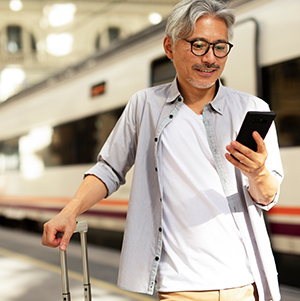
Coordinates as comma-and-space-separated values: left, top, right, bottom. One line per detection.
183, 39, 234, 58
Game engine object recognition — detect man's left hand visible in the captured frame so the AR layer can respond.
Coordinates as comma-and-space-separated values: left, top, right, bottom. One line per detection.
225, 131, 278, 206
225, 131, 267, 179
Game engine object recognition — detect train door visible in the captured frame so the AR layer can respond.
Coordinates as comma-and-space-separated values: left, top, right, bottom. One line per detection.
262, 56, 300, 288
222, 18, 259, 97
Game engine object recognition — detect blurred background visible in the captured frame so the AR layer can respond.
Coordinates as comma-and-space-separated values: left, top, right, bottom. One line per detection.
0, 0, 180, 101
0, 0, 300, 300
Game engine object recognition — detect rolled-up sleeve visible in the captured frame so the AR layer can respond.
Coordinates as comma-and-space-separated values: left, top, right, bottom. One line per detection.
85, 160, 123, 197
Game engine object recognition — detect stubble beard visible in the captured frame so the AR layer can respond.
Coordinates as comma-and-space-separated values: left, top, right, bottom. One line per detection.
187, 78, 216, 89
187, 63, 220, 89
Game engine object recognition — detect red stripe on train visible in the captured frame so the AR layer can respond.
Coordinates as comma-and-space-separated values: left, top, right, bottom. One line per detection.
268, 207, 300, 216
0, 203, 127, 219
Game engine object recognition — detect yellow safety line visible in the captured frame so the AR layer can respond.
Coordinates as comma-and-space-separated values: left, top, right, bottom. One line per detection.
0, 247, 155, 301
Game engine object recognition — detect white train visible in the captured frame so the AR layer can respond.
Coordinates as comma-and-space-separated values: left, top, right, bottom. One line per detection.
0, 0, 300, 288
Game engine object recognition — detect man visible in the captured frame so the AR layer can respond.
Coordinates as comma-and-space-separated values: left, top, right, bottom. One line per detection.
42, 0, 283, 300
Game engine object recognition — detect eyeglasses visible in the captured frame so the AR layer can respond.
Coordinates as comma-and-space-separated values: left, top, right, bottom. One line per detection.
183, 39, 233, 58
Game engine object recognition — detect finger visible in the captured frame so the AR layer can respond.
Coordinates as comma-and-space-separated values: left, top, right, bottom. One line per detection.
226, 144, 257, 173
42, 222, 61, 248
252, 131, 266, 154
226, 143, 250, 163
231, 140, 251, 155
59, 228, 74, 251
225, 152, 249, 171
225, 152, 240, 165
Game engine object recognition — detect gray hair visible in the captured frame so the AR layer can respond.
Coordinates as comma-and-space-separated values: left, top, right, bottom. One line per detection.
166, 0, 235, 44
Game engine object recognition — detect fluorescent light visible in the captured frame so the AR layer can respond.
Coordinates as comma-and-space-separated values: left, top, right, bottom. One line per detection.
0, 67, 25, 101
46, 33, 73, 56
148, 12, 162, 25
9, 0, 23, 11
48, 3, 76, 27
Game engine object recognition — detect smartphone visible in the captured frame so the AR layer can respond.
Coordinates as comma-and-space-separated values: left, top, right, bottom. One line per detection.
235, 111, 276, 152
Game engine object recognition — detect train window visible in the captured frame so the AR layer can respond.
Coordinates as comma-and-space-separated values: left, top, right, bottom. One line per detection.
0, 107, 124, 172
95, 33, 101, 50
43, 107, 124, 166
94, 27, 120, 51
0, 137, 19, 171
108, 27, 120, 43
30, 33, 37, 52
151, 56, 176, 86
7, 25, 22, 53
262, 57, 300, 147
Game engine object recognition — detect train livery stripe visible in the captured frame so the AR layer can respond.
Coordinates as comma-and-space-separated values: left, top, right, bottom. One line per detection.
269, 222, 300, 237
266, 207, 300, 237
268, 207, 300, 216
0, 195, 128, 219
0, 203, 127, 219
0, 195, 129, 206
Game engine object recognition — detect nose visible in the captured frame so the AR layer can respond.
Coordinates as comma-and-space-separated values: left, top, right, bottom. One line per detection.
202, 45, 216, 63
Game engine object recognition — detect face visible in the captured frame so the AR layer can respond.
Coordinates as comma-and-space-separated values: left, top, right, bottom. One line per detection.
164, 16, 229, 94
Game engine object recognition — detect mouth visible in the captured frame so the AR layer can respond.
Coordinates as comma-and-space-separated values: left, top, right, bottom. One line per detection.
198, 69, 215, 73
193, 64, 220, 76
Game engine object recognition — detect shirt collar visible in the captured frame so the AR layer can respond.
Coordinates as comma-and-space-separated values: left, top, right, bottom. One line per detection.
166, 77, 226, 115
209, 79, 226, 115
166, 78, 182, 103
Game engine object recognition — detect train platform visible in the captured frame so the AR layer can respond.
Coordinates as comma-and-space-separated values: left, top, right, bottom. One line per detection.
0, 225, 156, 301
0, 225, 299, 301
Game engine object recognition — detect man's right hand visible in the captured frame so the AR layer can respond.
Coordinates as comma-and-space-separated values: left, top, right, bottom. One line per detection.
42, 213, 77, 251
42, 175, 108, 251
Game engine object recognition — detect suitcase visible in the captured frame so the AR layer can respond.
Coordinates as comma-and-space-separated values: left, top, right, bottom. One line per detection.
59, 221, 92, 301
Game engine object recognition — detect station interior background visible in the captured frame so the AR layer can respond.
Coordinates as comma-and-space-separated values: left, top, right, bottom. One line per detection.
1, 1, 300, 300
0, 0, 251, 103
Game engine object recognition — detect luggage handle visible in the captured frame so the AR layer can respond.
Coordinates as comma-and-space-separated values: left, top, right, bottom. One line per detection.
59, 221, 92, 301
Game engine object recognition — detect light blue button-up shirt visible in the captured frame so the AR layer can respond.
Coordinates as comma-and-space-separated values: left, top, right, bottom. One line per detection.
86, 78, 283, 301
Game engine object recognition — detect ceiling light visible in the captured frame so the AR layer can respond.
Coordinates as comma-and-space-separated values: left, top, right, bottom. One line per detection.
48, 3, 76, 27
148, 12, 162, 25
46, 33, 73, 56
0, 67, 25, 101
9, 0, 23, 11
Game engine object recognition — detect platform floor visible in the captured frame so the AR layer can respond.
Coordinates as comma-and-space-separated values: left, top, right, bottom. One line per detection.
0, 225, 155, 301
0, 225, 299, 301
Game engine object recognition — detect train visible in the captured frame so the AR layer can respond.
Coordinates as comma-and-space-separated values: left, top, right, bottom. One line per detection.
0, 0, 300, 289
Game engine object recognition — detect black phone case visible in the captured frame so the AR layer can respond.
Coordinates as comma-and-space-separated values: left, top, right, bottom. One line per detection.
236, 111, 276, 151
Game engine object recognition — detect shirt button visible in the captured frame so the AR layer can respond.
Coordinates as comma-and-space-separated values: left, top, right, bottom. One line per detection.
154, 137, 158, 142
159, 227, 162, 232
155, 167, 158, 172
169, 114, 173, 119
155, 256, 159, 261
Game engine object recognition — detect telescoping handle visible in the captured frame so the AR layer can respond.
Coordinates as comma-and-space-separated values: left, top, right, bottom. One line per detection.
59, 221, 92, 301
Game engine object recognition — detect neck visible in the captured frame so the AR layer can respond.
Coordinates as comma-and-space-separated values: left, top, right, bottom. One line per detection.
179, 80, 218, 115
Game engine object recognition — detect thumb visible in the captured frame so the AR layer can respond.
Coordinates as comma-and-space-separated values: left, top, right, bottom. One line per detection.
252, 131, 265, 153
59, 228, 73, 251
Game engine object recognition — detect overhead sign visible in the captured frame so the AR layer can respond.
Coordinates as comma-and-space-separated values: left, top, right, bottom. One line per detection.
91, 81, 106, 98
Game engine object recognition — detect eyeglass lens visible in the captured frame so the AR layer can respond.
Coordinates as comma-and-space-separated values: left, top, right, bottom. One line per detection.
192, 40, 230, 58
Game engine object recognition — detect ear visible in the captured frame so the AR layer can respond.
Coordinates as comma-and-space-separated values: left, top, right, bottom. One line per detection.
163, 36, 174, 60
